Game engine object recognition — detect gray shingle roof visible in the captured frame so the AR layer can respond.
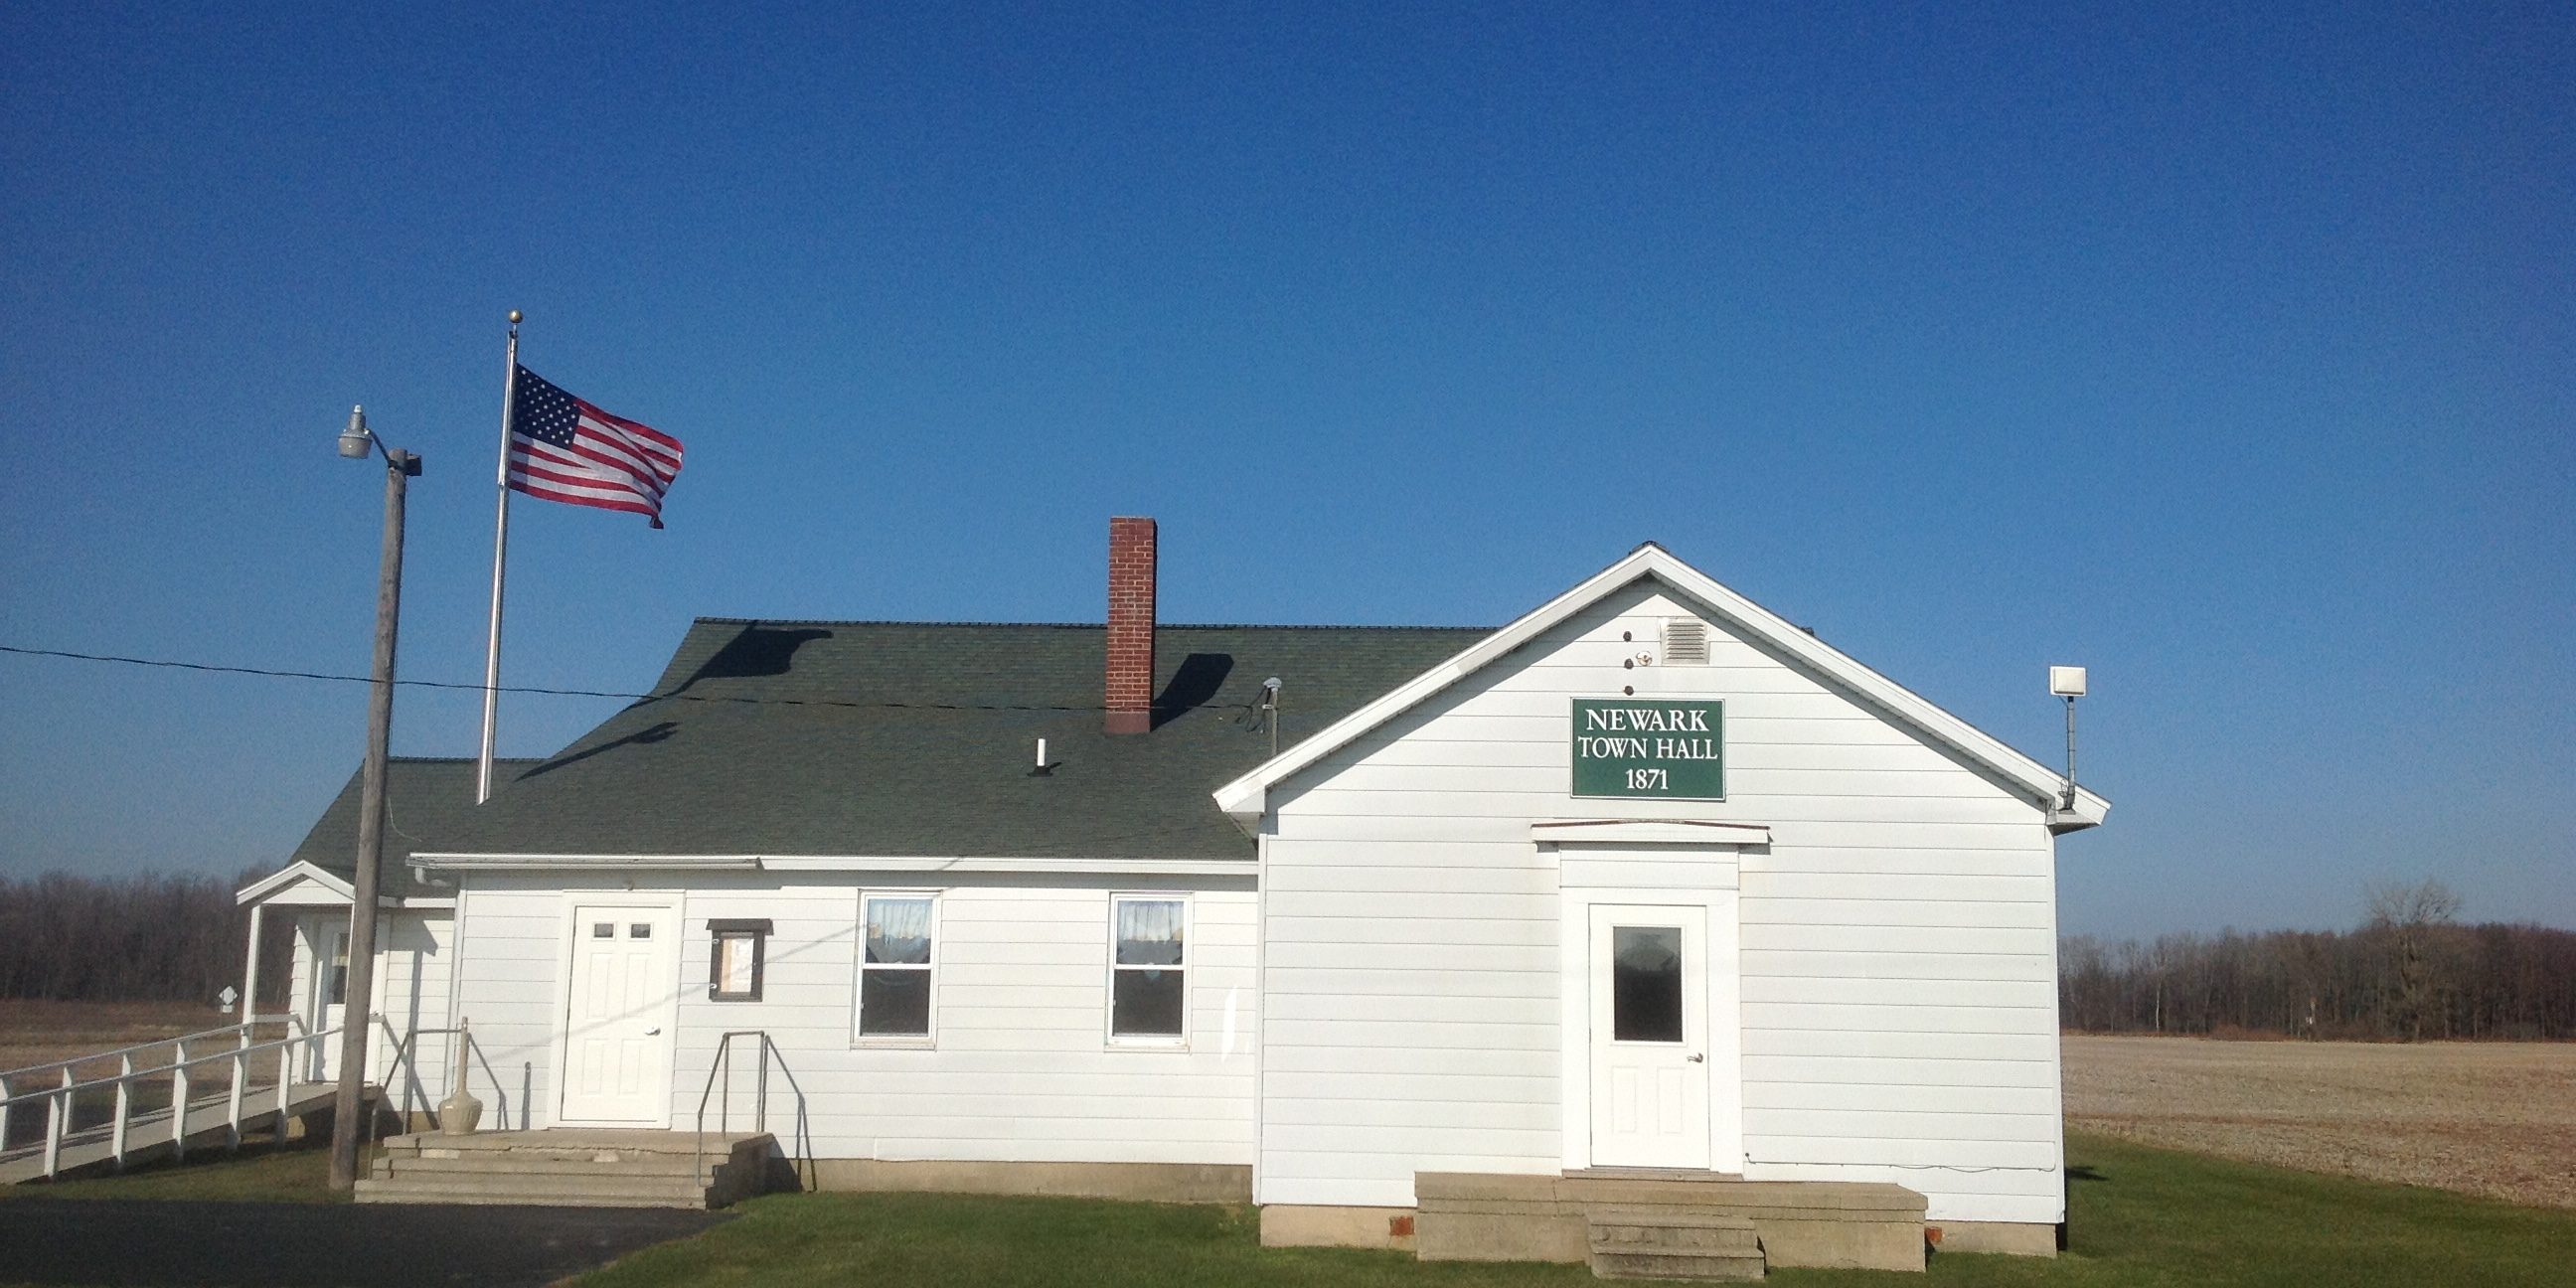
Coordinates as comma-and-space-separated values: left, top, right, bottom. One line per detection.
438, 620, 1487, 861
288, 757, 544, 898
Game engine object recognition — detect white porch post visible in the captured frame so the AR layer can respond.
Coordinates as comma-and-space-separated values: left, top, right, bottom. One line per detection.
241, 902, 266, 1030
232, 900, 264, 1150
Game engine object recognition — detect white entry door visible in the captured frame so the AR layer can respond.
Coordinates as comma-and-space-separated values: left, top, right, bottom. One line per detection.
1588, 903, 1710, 1169
559, 903, 680, 1124
309, 923, 350, 1081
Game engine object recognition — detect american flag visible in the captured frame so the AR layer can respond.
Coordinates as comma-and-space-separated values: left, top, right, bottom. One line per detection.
507, 366, 685, 528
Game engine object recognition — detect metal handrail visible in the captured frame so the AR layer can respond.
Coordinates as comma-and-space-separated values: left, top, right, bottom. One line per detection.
371, 1019, 513, 1139
2, 1017, 338, 1181
692, 1031, 813, 1193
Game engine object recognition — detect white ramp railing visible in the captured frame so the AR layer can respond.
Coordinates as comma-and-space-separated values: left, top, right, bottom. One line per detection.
0, 1015, 342, 1181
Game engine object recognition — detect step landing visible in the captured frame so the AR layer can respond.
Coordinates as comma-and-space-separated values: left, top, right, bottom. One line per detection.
357, 1129, 778, 1209
1417, 1172, 1924, 1273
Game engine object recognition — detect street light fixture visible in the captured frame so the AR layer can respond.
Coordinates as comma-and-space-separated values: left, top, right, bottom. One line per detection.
327, 405, 421, 1193
2049, 666, 2086, 812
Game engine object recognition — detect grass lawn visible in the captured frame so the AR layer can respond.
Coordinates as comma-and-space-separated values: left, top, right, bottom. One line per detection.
7, 1131, 2570, 1285
569, 1132, 2576, 1288
0, 1139, 345, 1204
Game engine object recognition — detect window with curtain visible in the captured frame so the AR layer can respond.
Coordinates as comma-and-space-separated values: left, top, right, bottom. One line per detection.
857, 895, 935, 1040
1110, 896, 1187, 1042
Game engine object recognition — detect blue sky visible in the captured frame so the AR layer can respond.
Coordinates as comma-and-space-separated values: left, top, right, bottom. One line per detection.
1, 2, 2567, 936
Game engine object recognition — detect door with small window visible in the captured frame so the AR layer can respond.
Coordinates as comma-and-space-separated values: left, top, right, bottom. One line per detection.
558, 903, 680, 1124
1587, 902, 1710, 1169
309, 923, 349, 1081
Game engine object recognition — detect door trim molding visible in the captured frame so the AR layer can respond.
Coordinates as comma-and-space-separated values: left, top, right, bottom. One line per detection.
1558, 885, 1744, 1174
549, 891, 686, 1129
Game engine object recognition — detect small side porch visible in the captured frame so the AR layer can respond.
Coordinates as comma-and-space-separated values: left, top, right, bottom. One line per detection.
1416, 1171, 1928, 1277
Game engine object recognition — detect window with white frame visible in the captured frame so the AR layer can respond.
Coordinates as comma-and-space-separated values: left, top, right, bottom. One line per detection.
1109, 896, 1187, 1042
856, 894, 935, 1041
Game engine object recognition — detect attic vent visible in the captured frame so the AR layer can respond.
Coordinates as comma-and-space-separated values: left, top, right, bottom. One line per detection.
1661, 617, 1710, 665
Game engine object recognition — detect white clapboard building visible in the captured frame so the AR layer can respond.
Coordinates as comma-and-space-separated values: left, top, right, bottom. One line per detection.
242, 519, 2105, 1269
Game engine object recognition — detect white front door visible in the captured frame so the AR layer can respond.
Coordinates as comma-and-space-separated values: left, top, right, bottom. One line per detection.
1588, 903, 1710, 1169
559, 903, 680, 1124
310, 923, 349, 1081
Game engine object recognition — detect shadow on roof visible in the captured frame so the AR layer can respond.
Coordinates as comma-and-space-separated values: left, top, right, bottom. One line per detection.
1151, 652, 1234, 729
522, 721, 680, 779
669, 624, 836, 696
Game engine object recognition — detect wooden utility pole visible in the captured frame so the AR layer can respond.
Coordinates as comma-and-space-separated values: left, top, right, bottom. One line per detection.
329, 416, 418, 1192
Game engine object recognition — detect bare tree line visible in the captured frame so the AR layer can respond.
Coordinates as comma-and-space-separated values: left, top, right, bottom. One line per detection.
0, 871, 294, 1006
2061, 882, 2576, 1041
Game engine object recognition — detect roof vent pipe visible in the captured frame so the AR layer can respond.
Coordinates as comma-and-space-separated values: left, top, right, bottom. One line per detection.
1105, 517, 1157, 734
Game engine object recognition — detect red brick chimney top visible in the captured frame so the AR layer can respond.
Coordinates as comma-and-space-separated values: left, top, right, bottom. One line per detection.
1105, 517, 1156, 734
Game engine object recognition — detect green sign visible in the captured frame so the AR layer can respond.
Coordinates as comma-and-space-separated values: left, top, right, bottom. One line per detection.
1570, 699, 1724, 799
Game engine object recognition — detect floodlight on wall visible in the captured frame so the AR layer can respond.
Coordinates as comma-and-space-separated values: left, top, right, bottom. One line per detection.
2049, 665, 2087, 810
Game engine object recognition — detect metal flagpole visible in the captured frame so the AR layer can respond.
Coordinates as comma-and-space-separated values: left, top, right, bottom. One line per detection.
477, 310, 523, 804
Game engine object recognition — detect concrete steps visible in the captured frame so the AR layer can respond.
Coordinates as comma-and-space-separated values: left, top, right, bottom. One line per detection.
1416, 1172, 1925, 1273
1588, 1208, 1764, 1281
357, 1129, 777, 1209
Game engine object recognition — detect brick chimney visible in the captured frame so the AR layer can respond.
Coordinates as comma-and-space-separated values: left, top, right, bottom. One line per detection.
1105, 516, 1157, 734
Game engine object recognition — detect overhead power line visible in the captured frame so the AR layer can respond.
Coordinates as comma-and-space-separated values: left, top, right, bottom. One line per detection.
0, 643, 1217, 715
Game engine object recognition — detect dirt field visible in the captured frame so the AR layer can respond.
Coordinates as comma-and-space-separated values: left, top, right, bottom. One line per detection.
2064, 1035, 2576, 1209
0, 1000, 245, 1076
0, 1001, 273, 1142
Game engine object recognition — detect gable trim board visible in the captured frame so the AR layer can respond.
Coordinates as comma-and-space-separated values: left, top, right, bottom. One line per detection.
1214, 543, 2107, 834
237, 861, 352, 904
235, 860, 453, 909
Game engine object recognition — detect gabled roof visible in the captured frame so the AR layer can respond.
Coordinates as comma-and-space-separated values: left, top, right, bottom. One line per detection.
421, 620, 1485, 862
274, 756, 542, 900
235, 860, 352, 905
1213, 544, 2111, 833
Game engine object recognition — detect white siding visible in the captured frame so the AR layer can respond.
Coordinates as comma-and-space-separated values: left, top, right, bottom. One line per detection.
1259, 579, 2067, 1223
450, 883, 561, 1131
371, 912, 454, 1115
451, 871, 1258, 1163
283, 908, 454, 1102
